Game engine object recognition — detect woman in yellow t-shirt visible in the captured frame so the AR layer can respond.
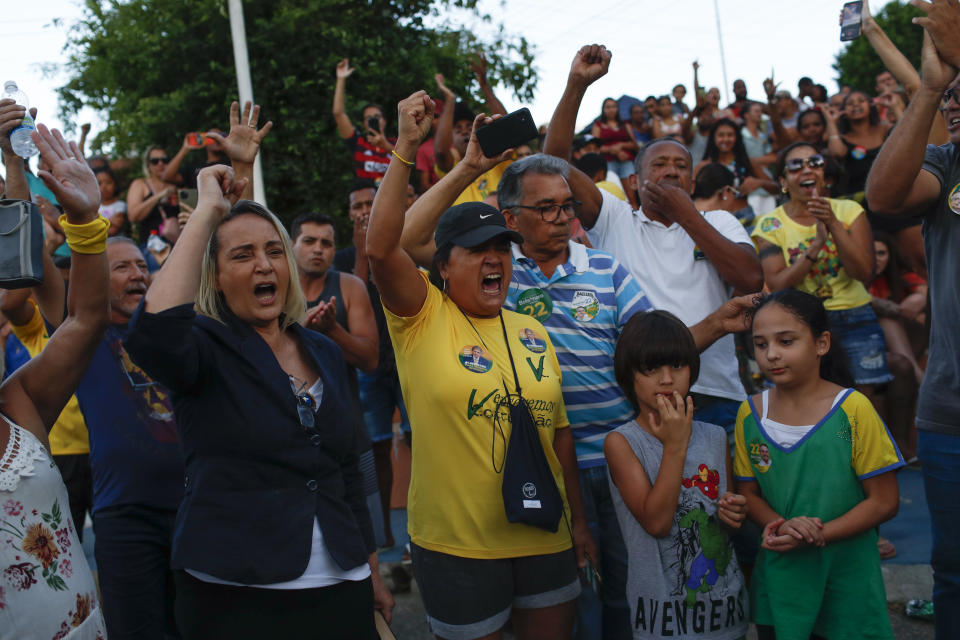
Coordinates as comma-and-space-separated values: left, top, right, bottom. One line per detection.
367, 91, 594, 640
752, 142, 892, 389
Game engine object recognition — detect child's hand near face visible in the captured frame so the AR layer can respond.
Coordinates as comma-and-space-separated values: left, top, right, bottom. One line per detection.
649, 391, 693, 453
718, 492, 748, 530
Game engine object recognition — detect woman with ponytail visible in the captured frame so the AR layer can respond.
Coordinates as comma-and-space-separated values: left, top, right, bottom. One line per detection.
732, 290, 902, 640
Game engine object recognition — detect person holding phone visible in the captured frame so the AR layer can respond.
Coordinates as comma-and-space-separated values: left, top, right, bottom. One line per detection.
332, 58, 396, 181
126, 145, 179, 242
368, 91, 593, 640
866, 5, 960, 634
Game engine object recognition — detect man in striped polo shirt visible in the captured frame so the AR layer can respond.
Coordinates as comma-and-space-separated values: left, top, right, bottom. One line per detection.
401, 147, 757, 640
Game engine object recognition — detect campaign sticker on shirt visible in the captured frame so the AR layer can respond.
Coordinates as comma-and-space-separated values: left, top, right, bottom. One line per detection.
459, 345, 493, 374
759, 217, 781, 233
518, 328, 547, 353
748, 439, 772, 473
516, 288, 553, 321
948, 182, 960, 215
851, 145, 867, 160
570, 290, 600, 322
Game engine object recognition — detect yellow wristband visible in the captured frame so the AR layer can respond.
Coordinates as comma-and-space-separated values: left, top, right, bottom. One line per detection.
58, 214, 110, 255
391, 149, 414, 167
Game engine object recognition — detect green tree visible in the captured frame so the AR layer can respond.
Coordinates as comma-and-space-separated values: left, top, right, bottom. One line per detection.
58, 0, 537, 228
833, 1, 923, 93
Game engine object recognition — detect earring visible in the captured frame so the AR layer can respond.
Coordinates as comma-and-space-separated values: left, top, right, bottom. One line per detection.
781, 185, 788, 194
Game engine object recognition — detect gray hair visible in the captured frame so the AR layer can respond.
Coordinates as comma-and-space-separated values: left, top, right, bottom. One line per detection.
497, 154, 570, 210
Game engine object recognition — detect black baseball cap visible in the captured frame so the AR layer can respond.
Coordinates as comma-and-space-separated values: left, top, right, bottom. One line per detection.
434, 202, 522, 250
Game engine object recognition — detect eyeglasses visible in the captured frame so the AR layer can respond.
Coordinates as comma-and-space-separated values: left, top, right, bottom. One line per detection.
784, 154, 825, 173
941, 88, 959, 112
148, 157, 170, 165
295, 392, 316, 430
507, 200, 581, 223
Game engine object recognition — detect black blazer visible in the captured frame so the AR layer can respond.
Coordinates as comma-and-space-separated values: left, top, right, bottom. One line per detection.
124, 302, 375, 584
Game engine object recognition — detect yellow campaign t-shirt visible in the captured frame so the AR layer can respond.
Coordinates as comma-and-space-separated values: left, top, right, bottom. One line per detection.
435, 151, 512, 206
385, 271, 572, 559
733, 391, 902, 481
751, 199, 872, 310
11, 302, 91, 455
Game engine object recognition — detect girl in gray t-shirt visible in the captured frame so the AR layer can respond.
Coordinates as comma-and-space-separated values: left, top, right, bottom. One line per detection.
606, 311, 749, 639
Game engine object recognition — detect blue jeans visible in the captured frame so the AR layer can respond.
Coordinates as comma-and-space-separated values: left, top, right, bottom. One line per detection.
918, 430, 960, 640
357, 368, 410, 443
575, 465, 631, 640
93, 504, 179, 639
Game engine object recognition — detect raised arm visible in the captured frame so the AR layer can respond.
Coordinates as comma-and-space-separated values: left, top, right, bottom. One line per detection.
400, 113, 513, 267
1, 125, 108, 438
763, 75, 795, 150
866, 32, 954, 215
862, 0, 921, 95
162, 133, 204, 183
0, 100, 32, 200
471, 53, 507, 117
205, 101, 272, 202
542, 44, 611, 228
143, 164, 247, 313
332, 58, 357, 140
433, 74, 457, 173
366, 92, 435, 318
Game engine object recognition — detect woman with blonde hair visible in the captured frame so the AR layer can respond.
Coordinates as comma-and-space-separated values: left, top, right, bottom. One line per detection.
126, 145, 179, 241
123, 101, 391, 638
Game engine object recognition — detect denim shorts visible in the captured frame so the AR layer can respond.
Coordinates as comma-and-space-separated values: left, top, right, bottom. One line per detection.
410, 543, 580, 639
357, 368, 411, 443
826, 304, 893, 386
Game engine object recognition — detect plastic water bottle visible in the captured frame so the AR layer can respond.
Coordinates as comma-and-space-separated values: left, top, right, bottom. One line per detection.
2, 81, 39, 158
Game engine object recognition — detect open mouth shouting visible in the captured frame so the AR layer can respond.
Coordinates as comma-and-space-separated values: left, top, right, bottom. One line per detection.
253, 281, 278, 305
481, 272, 503, 297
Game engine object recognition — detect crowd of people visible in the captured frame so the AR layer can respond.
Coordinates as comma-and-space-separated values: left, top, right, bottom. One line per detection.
0, 1, 958, 639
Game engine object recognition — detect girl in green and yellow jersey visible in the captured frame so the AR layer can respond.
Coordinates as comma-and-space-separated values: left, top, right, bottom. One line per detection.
734, 290, 903, 640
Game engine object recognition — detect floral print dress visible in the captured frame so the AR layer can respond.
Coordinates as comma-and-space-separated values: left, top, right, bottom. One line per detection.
1, 419, 106, 639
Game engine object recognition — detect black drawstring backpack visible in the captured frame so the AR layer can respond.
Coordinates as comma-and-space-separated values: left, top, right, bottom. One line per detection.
494, 313, 564, 533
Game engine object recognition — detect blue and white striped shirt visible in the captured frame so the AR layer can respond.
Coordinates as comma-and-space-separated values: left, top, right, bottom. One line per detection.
505, 241, 651, 468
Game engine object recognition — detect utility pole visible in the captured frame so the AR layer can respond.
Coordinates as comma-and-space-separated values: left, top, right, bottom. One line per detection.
227, 0, 266, 206
713, 0, 731, 106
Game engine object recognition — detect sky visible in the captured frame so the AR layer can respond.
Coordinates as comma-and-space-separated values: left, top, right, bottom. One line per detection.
0, 0, 900, 154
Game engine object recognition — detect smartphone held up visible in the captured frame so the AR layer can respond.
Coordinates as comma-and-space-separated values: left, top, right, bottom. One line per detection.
476, 108, 538, 158
187, 132, 216, 147
840, 1, 863, 41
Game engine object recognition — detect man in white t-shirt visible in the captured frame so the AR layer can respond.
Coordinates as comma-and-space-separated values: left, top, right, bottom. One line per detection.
543, 44, 764, 431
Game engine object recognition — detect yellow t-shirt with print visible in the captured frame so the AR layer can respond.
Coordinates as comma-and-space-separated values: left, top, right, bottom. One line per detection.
385, 270, 572, 559
751, 199, 872, 310
435, 151, 512, 206
11, 302, 91, 455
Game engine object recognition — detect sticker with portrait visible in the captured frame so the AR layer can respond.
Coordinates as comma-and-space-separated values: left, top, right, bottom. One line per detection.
459, 345, 493, 374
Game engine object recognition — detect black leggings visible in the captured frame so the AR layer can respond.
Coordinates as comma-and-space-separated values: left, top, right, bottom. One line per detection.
174, 571, 377, 639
